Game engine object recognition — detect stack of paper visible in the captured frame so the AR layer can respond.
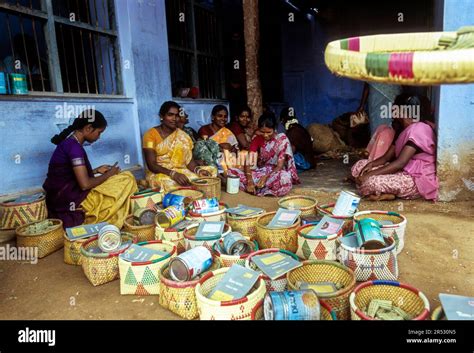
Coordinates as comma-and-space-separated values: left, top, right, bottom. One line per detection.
195, 221, 225, 239
267, 208, 301, 228
305, 216, 344, 237
251, 252, 302, 280
208, 264, 260, 301
225, 204, 265, 217
120, 243, 168, 262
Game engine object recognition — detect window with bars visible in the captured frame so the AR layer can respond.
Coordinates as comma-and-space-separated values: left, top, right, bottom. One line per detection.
165, 0, 225, 100
0, 0, 121, 95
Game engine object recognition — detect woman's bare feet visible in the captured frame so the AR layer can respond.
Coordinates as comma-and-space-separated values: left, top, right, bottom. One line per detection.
368, 193, 396, 201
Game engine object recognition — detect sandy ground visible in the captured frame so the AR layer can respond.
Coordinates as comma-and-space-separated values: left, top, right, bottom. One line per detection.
0, 188, 473, 320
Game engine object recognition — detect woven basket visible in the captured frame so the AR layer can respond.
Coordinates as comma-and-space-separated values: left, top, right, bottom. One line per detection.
287, 260, 356, 320
296, 224, 342, 261
338, 233, 399, 281
256, 212, 301, 253
167, 187, 204, 201
195, 267, 267, 320
118, 240, 176, 295
324, 27, 474, 85
63, 233, 90, 265
123, 215, 155, 243
184, 224, 231, 251
155, 225, 187, 254
350, 280, 430, 320
431, 306, 446, 320
245, 248, 300, 292
191, 177, 221, 200
0, 194, 47, 231
188, 203, 227, 223
278, 195, 318, 218
227, 212, 262, 240
316, 203, 354, 235
320, 300, 338, 321
213, 240, 259, 267
80, 233, 135, 286
130, 188, 162, 214
16, 219, 64, 258
353, 211, 407, 254
159, 260, 221, 320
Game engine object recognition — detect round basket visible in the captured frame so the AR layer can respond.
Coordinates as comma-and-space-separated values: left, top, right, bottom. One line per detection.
338, 233, 399, 281
353, 211, 407, 254
350, 280, 430, 320
63, 233, 90, 266
80, 233, 136, 286
0, 194, 47, 231
16, 219, 64, 258
245, 248, 300, 292
155, 225, 189, 254
278, 195, 318, 218
183, 223, 232, 252
159, 259, 221, 320
166, 187, 204, 202
227, 212, 262, 240
256, 212, 301, 253
431, 306, 446, 320
286, 260, 356, 320
324, 27, 474, 86
296, 224, 342, 261
195, 267, 266, 320
316, 203, 354, 235
320, 300, 338, 321
123, 215, 155, 243
190, 177, 221, 200
130, 187, 162, 214
188, 203, 228, 223
118, 240, 177, 295
213, 239, 259, 267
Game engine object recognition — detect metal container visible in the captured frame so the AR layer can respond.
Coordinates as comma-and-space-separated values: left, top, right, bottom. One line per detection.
9, 73, 28, 95
191, 198, 219, 214
226, 175, 240, 194
133, 207, 156, 226
355, 218, 386, 249
169, 246, 213, 282
222, 232, 253, 255
332, 190, 361, 217
162, 193, 192, 209
155, 206, 185, 229
98, 225, 122, 253
264, 290, 321, 321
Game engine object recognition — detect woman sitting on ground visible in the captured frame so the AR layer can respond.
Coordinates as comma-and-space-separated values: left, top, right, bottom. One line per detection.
351, 94, 438, 201
143, 101, 211, 192
43, 110, 137, 228
228, 105, 253, 150
177, 111, 199, 144
227, 112, 300, 197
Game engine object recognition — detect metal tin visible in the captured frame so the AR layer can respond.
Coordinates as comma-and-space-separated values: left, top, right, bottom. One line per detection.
98, 225, 122, 253
133, 207, 156, 226
222, 232, 252, 255
191, 198, 219, 214
155, 206, 185, 229
9, 74, 28, 95
162, 193, 192, 209
332, 190, 361, 217
355, 218, 385, 249
264, 290, 321, 321
169, 246, 213, 282
226, 175, 240, 194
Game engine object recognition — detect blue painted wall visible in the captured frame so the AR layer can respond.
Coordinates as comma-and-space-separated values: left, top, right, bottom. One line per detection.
175, 99, 230, 131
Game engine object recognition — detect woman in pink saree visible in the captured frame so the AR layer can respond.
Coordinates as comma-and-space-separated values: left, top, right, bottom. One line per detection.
227, 113, 300, 197
352, 95, 439, 201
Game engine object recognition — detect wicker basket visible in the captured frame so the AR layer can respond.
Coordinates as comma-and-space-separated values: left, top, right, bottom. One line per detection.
16, 219, 64, 258
123, 215, 155, 243
130, 188, 162, 214
316, 203, 354, 235
256, 212, 301, 253
286, 260, 356, 320
296, 224, 342, 261
166, 187, 204, 201
278, 195, 318, 218
63, 233, 90, 265
188, 203, 227, 223
184, 224, 231, 251
155, 225, 187, 254
245, 248, 300, 292
0, 194, 47, 231
80, 233, 135, 286
195, 267, 267, 320
191, 177, 221, 200
118, 240, 176, 295
227, 212, 262, 240
353, 211, 407, 254
320, 300, 338, 321
213, 240, 259, 267
338, 233, 399, 281
159, 260, 221, 320
431, 306, 446, 320
350, 280, 430, 320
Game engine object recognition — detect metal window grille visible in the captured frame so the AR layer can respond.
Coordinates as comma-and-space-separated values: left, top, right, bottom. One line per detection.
0, 0, 121, 95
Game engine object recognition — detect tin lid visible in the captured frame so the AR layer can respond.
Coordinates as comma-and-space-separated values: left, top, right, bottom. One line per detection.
169, 258, 189, 282
98, 226, 121, 253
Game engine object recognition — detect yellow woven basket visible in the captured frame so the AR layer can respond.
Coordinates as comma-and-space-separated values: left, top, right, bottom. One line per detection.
155, 225, 187, 254
195, 267, 266, 320
316, 203, 354, 235
350, 280, 430, 320
188, 203, 228, 223
123, 215, 155, 243
278, 195, 318, 218
80, 233, 135, 286
287, 260, 356, 321
213, 239, 259, 267
130, 187, 163, 214
227, 212, 262, 240
63, 233, 89, 265
190, 177, 221, 200
159, 260, 221, 320
166, 187, 204, 201
184, 223, 231, 252
296, 224, 342, 261
256, 212, 301, 253
0, 194, 47, 230
16, 219, 64, 258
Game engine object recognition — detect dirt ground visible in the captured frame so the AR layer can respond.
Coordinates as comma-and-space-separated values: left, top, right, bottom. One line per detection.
0, 188, 473, 320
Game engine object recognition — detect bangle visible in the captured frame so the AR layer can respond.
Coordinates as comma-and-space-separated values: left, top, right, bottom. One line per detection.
194, 166, 200, 174
170, 171, 176, 179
